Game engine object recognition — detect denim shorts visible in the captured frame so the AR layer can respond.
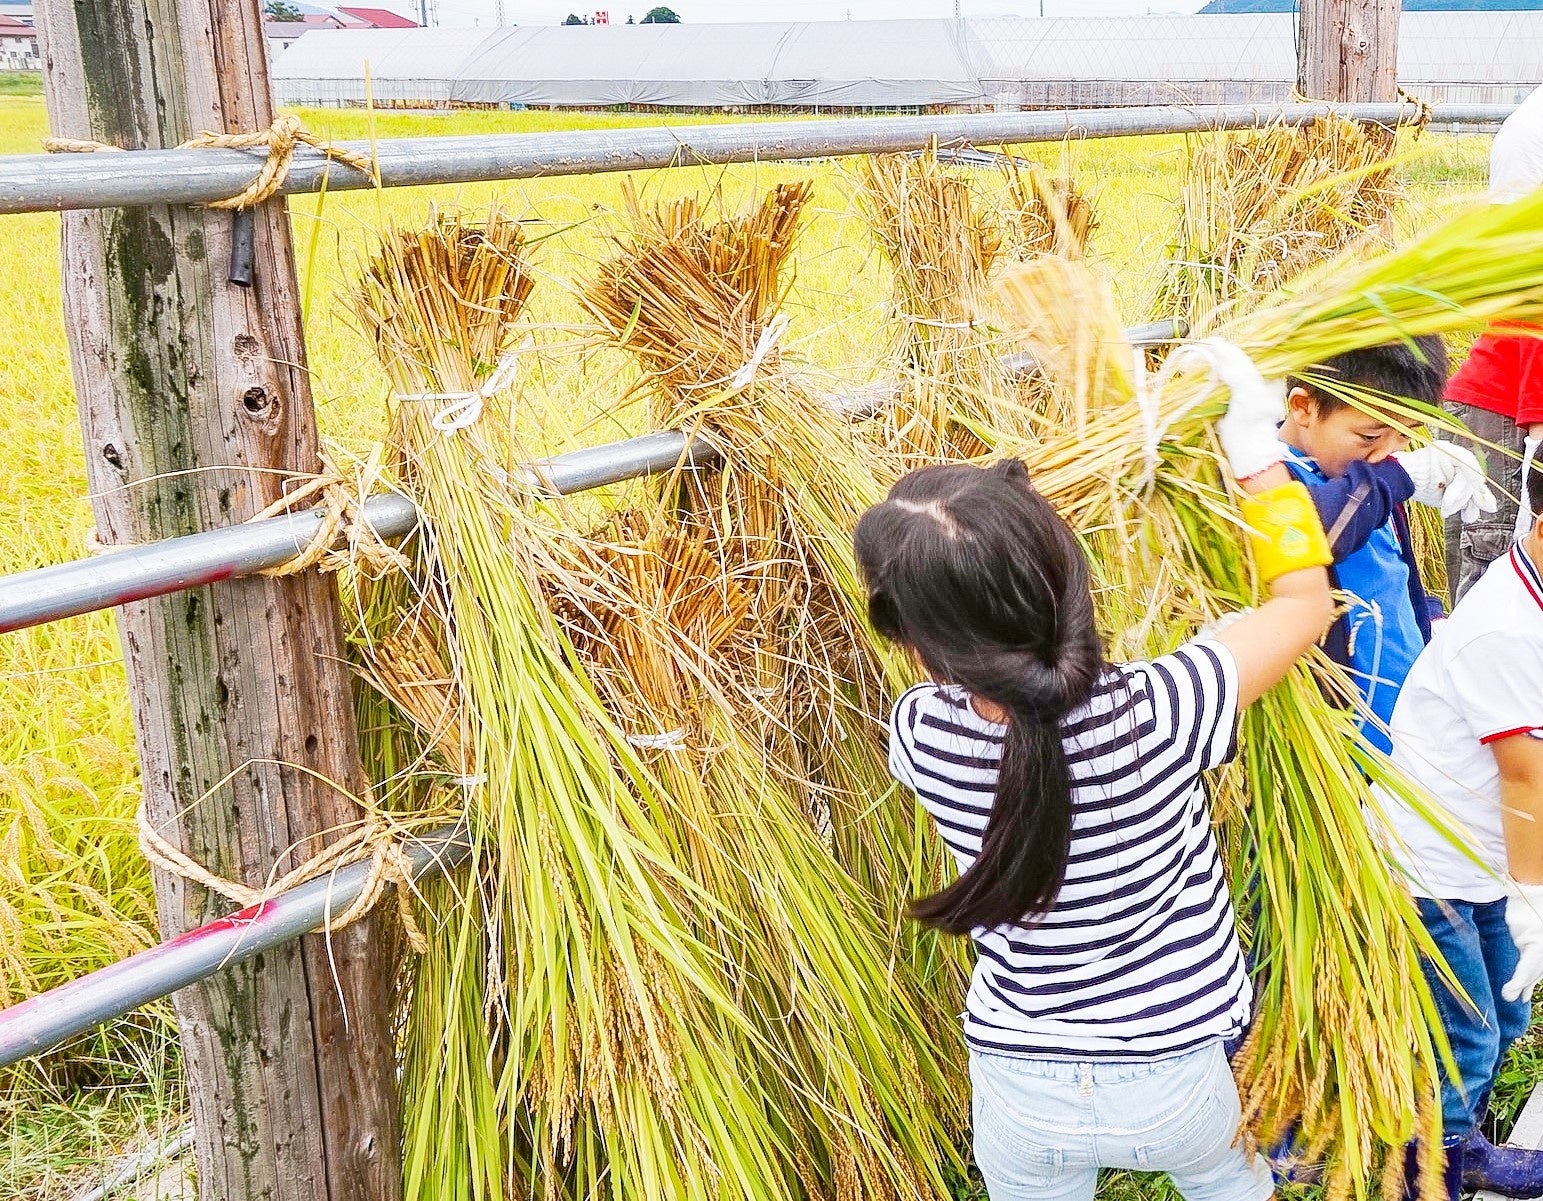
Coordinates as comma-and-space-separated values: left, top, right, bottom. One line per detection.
970, 1040, 1274, 1201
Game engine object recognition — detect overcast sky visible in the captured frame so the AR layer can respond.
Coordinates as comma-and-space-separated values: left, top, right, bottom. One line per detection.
383, 0, 1210, 30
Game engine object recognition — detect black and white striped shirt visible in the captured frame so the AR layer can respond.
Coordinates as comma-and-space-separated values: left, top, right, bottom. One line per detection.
889, 640, 1249, 1060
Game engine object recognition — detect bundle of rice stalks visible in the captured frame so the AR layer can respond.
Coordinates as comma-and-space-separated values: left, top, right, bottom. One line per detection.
580, 183, 914, 848
985, 184, 1543, 1196
857, 151, 1011, 461
351, 204, 966, 1201
1152, 115, 1402, 331
1000, 157, 1096, 261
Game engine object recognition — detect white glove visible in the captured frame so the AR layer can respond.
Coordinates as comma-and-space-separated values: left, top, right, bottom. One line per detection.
1179, 338, 1288, 481
1503, 878, 1543, 1002
1398, 443, 1499, 523
1516, 435, 1541, 541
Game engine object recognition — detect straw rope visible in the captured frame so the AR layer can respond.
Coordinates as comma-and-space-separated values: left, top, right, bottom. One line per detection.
44, 114, 374, 210
41, 136, 124, 154
1398, 87, 1435, 136
136, 799, 430, 953
250, 461, 409, 579
82, 460, 407, 579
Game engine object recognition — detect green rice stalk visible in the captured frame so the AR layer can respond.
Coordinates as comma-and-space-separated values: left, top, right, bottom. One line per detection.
353, 204, 967, 1201
986, 200, 1543, 1195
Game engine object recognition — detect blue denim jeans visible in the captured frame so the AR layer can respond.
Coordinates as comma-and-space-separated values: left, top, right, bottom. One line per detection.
969, 1041, 1274, 1201
1417, 896, 1534, 1139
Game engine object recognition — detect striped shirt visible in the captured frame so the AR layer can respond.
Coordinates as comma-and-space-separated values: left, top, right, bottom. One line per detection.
889, 640, 1249, 1060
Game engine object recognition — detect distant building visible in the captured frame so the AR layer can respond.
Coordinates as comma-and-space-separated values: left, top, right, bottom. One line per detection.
0, 13, 37, 70
265, 17, 342, 58
336, 6, 420, 27
0, 1, 31, 27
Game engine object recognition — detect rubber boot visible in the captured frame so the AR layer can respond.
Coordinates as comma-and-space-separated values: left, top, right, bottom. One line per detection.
1403, 1140, 1464, 1201
1462, 1128, 1543, 1198
1266, 1124, 1323, 1186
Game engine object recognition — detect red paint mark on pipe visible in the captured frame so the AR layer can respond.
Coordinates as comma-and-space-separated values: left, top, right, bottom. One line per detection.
0, 564, 241, 635
158, 898, 274, 947
103, 565, 240, 609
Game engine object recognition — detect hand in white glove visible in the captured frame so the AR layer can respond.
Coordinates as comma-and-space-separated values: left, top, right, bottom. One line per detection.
1398, 443, 1499, 523
1503, 877, 1543, 1002
1178, 338, 1288, 481
1516, 435, 1541, 541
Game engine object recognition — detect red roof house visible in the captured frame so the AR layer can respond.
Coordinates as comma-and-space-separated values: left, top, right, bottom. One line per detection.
0, 12, 37, 68
335, 6, 418, 27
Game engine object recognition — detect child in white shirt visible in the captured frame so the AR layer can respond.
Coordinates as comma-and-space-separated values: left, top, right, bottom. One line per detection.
1381, 462, 1543, 1199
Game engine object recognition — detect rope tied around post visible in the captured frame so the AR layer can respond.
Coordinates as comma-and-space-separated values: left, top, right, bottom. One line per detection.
81, 451, 409, 578
252, 451, 410, 579
136, 800, 431, 954
44, 114, 376, 210
1397, 87, 1435, 136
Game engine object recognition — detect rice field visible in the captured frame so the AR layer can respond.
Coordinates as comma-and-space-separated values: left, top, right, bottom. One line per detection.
0, 90, 1497, 1199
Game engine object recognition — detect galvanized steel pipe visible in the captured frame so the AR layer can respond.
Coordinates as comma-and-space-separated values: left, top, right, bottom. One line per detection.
0, 827, 470, 1069
0, 320, 1186, 635
0, 430, 713, 634
0, 102, 1512, 214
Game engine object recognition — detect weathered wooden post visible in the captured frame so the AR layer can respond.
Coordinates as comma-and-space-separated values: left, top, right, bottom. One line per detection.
35, 3, 402, 1199
1297, 0, 1402, 103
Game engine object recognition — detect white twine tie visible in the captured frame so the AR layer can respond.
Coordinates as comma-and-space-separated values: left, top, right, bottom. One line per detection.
396, 340, 533, 434
730, 314, 790, 391
626, 728, 688, 752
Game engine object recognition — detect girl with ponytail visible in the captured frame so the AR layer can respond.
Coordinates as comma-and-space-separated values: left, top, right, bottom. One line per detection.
855, 343, 1334, 1201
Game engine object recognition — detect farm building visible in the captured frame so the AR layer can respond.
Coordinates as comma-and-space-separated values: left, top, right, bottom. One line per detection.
271, 12, 1543, 110
0, 12, 35, 70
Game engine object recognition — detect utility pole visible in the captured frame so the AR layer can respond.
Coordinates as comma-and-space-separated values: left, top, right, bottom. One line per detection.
1296, 0, 1401, 103
35, 3, 402, 1201
495, 0, 506, 25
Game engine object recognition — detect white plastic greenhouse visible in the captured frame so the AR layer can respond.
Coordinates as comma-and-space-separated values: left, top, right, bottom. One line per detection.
269, 12, 1543, 111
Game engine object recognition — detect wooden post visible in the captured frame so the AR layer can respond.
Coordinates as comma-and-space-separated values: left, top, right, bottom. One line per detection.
1297, 0, 1402, 103
35, 4, 402, 1201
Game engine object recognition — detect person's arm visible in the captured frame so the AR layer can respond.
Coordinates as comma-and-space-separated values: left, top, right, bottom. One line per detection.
1494, 735, 1543, 884
1491, 734, 1543, 1000
1188, 340, 1336, 708
1210, 463, 1335, 709
1304, 457, 1415, 560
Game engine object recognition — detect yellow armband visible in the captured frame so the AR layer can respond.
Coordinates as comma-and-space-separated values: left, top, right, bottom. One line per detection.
1238, 480, 1332, 584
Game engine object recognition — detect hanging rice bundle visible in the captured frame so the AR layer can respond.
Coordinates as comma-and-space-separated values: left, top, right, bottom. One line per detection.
350, 204, 967, 1201
1000, 156, 1097, 261
1152, 115, 1402, 331
352, 208, 790, 1201
578, 183, 922, 874
984, 183, 1543, 1196
858, 151, 1012, 460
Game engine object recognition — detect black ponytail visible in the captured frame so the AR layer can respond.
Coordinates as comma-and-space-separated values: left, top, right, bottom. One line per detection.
856, 460, 1105, 934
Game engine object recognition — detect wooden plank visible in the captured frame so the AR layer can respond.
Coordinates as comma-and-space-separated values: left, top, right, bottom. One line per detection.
34, 2, 402, 1199
1297, 0, 1402, 104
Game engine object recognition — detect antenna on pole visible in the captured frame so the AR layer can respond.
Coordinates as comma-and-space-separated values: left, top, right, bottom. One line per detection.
494, 0, 506, 24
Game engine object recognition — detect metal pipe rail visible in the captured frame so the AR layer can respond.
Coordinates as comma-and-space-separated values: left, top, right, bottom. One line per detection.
0, 430, 717, 634
0, 321, 1185, 635
0, 827, 471, 1069
0, 314, 1186, 1060
1, 102, 1513, 215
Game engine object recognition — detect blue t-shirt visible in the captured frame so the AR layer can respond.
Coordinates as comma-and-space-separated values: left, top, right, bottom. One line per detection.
1285, 450, 1424, 755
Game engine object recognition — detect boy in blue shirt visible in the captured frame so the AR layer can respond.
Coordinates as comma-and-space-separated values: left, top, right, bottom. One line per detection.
1276, 339, 1495, 756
